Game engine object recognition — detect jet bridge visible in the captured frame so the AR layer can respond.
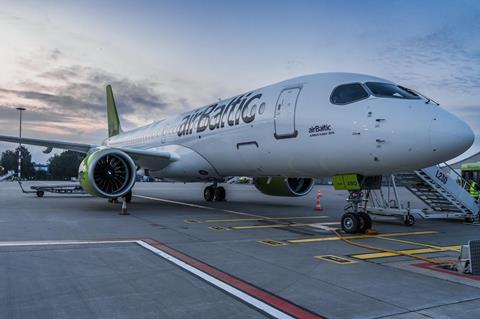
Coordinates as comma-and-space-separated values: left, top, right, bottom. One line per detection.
366, 164, 480, 224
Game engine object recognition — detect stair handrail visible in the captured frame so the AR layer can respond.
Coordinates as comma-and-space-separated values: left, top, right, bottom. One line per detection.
442, 162, 472, 190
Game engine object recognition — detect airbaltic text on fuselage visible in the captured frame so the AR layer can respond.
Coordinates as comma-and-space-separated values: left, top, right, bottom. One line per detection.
177, 92, 262, 136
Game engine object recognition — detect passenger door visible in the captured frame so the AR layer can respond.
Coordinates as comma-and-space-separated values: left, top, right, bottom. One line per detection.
274, 88, 300, 139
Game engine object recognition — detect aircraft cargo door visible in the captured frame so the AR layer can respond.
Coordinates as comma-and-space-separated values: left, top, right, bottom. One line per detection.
274, 88, 300, 139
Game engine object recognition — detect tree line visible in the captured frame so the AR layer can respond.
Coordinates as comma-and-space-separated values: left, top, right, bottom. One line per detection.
0, 147, 85, 180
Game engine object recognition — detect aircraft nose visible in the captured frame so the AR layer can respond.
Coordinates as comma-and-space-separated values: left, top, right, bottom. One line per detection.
430, 111, 474, 160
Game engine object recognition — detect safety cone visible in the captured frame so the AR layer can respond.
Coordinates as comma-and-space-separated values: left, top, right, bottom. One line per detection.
120, 198, 129, 215
314, 191, 323, 211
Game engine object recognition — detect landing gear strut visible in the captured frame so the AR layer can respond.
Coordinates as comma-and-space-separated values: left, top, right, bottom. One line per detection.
341, 191, 372, 234
204, 183, 226, 202
125, 190, 132, 203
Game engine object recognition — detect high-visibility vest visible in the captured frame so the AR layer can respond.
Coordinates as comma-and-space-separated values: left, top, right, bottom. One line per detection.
470, 182, 479, 199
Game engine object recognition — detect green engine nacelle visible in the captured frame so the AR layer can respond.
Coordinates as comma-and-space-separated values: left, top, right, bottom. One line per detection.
78, 148, 136, 198
253, 177, 314, 197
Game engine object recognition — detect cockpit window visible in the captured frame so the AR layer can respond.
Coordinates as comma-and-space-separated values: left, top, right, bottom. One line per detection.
365, 82, 421, 100
330, 83, 369, 105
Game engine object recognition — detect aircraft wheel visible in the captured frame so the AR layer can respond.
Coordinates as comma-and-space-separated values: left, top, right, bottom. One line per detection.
36, 190, 44, 198
341, 213, 359, 234
404, 214, 415, 226
204, 186, 215, 202
214, 186, 226, 201
125, 191, 132, 203
357, 212, 372, 233
465, 215, 475, 223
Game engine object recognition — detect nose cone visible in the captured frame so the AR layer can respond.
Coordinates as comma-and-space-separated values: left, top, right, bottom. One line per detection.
430, 112, 474, 161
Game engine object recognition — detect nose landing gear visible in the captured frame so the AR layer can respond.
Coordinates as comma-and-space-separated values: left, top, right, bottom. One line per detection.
341, 191, 372, 234
203, 184, 226, 202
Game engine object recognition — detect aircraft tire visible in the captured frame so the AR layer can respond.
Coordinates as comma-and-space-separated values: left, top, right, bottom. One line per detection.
357, 212, 372, 233
404, 214, 415, 226
36, 190, 44, 198
204, 186, 214, 202
341, 213, 359, 234
214, 186, 226, 201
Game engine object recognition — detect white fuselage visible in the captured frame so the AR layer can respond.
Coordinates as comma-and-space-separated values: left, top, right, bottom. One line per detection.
105, 73, 474, 181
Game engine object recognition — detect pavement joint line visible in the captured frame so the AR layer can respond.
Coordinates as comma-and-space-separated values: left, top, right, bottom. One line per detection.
0, 240, 136, 247
204, 216, 328, 223
351, 246, 461, 260
287, 231, 439, 244
134, 194, 271, 219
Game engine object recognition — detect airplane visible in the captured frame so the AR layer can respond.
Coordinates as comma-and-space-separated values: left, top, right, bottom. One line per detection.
0, 73, 474, 233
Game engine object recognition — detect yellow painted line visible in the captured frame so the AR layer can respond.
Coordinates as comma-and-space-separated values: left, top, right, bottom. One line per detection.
257, 239, 288, 247
375, 236, 445, 250
135, 194, 267, 219
352, 245, 461, 260
232, 223, 319, 230
205, 216, 328, 223
315, 255, 358, 265
287, 231, 438, 244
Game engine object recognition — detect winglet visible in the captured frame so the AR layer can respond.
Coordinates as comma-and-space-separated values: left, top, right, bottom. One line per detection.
106, 85, 123, 137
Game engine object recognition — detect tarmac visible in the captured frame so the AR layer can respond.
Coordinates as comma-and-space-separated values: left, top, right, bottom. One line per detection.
1, 181, 480, 319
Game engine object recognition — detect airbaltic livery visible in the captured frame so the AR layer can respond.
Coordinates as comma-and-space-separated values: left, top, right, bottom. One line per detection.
0, 73, 474, 233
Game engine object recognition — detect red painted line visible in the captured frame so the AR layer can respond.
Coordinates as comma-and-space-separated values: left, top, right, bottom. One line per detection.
143, 239, 324, 319
412, 262, 480, 281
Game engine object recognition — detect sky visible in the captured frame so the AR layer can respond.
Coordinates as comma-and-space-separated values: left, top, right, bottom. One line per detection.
0, 0, 479, 163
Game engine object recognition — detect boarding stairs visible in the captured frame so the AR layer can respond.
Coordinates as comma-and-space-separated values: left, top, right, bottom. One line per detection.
0, 171, 14, 182
396, 165, 479, 220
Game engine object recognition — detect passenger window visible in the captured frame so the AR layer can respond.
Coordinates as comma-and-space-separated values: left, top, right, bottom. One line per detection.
330, 83, 369, 105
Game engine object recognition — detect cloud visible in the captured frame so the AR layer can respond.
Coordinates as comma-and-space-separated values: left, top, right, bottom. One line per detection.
0, 64, 180, 132
49, 49, 61, 61
375, 17, 480, 103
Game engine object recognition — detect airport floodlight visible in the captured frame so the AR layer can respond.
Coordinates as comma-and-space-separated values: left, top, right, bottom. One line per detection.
16, 107, 26, 179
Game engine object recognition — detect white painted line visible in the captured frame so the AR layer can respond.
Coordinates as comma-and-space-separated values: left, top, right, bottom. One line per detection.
134, 194, 271, 219
309, 222, 340, 231
137, 240, 295, 319
0, 240, 135, 247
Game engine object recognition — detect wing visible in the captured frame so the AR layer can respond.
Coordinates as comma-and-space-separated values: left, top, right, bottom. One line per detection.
0, 135, 94, 153
0, 135, 177, 170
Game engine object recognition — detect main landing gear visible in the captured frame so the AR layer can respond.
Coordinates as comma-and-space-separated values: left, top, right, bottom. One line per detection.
204, 184, 226, 202
341, 190, 372, 234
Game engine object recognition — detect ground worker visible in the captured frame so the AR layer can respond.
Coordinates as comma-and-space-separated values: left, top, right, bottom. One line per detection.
469, 179, 479, 200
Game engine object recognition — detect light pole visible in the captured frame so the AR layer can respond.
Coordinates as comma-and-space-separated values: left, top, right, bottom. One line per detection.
16, 107, 26, 179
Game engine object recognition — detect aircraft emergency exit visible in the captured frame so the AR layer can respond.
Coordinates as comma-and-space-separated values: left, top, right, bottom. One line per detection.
0, 73, 474, 233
